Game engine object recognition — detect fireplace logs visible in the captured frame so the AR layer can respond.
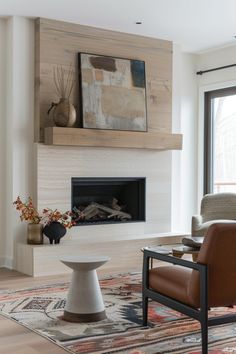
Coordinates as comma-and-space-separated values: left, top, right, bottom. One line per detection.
73, 198, 132, 223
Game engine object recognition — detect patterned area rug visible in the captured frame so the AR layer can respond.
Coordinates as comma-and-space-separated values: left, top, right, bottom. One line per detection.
0, 273, 236, 354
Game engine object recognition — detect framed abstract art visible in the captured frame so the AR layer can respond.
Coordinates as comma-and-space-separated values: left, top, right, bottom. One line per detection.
78, 53, 147, 131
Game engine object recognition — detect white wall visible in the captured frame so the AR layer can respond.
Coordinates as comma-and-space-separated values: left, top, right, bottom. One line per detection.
172, 45, 198, 232
3, 17, 35, 268
171, 43, 236, 233
197, 45, 236, 86
0, 19, 7, 265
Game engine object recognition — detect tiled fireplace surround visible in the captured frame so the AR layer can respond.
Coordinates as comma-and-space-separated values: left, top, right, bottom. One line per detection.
37, 143, 172, 240
15, 143, 182, 277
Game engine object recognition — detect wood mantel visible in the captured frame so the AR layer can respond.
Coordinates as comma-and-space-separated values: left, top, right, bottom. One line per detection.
44, 127, 182, 150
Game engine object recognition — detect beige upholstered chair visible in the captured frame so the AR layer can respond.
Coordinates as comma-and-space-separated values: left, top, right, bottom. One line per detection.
192, 193, 236, 236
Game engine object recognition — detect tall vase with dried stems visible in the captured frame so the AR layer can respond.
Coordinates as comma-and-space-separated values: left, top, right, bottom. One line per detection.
48, 65, 76, 127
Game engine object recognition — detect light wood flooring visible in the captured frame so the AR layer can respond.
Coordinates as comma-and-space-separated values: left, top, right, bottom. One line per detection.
0, 268, 73, 354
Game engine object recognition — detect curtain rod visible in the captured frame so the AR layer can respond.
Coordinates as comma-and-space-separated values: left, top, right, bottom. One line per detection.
196, 63, 236, 75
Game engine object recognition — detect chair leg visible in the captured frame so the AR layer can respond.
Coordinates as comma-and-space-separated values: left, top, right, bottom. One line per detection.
142, 295, 148, 326
201, 320, 208, 354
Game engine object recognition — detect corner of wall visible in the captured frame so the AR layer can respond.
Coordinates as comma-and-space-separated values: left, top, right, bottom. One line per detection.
0, 18, 7, 263
171, 45, 199, 233
3, 16, 35, 267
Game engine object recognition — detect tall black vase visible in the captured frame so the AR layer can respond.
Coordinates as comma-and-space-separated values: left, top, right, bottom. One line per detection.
43, 221, 66, 244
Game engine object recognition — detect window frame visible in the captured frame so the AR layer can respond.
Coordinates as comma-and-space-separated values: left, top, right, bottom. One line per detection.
204, 86, 236, 194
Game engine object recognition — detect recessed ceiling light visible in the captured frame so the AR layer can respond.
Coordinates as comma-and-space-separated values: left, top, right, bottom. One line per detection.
135, 21, 142, 25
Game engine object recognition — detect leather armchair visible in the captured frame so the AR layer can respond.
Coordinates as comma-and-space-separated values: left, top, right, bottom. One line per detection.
142, 223, 236, 354
192, 193, 236, 236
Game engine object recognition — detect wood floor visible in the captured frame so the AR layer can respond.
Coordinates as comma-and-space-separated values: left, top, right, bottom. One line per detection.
0, 268, 72, 354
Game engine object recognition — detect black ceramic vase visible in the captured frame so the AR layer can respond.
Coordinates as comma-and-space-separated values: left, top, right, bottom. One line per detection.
43, 221, 66, 244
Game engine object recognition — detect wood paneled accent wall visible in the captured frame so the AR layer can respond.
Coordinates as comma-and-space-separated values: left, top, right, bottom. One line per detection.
35, 18, 173, 142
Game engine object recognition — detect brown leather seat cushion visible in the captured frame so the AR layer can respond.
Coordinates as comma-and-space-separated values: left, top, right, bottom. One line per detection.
149, 265, 198, 308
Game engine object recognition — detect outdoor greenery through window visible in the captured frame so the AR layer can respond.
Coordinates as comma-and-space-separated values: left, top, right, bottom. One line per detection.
204, 87, 236, 194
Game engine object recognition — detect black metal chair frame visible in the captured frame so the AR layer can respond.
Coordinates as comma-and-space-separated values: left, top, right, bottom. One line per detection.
142, 249, 236, 354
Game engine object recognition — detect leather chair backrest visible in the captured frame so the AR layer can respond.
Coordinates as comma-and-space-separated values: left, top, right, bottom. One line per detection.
201, 193, 236, 223
189, 223, 236, 307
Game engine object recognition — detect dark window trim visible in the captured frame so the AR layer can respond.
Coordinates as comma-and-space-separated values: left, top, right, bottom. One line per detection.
204, 86, 236, 194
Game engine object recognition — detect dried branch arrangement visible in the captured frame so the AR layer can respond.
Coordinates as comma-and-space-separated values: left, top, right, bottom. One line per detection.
53, 65, 75, 99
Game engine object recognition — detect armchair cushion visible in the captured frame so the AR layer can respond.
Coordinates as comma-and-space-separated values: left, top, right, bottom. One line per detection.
149, 266, 197, 307
190, 223, 236, 307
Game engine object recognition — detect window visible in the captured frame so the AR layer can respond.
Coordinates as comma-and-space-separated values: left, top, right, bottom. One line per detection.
204, 87, 236, 194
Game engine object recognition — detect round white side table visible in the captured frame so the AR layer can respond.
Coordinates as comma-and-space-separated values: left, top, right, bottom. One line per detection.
60, 255, 110, 322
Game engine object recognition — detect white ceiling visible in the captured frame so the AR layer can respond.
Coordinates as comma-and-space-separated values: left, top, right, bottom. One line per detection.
1, 0, 236, 53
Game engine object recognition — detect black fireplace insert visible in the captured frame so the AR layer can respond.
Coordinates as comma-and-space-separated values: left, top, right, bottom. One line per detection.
71, 177, 146, 225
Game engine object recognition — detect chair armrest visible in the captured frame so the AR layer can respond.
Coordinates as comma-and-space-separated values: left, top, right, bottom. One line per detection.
192, 215, 203, 234
143, 248, 204, 271
142, 249, 208, 314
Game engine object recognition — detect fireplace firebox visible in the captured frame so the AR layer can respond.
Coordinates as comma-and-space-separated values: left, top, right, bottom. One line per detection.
71, 177, 146, 225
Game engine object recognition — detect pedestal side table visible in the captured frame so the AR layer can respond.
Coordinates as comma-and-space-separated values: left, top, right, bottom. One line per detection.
60, 255, 110, 322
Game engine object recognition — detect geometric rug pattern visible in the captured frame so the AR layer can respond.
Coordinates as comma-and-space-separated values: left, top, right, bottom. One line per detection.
0, 273, 236, 353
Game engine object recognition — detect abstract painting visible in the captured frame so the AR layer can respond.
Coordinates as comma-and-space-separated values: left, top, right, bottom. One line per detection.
78, 53, 147, 131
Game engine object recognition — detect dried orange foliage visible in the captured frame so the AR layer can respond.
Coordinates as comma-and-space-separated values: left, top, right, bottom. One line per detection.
13, 197, 75, 228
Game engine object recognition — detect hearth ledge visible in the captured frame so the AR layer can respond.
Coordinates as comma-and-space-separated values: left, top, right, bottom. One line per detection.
15, 232, 188, 277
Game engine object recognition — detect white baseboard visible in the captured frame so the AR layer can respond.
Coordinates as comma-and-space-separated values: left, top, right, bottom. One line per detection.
0, 256, 5, 267
0, 256, 14, 269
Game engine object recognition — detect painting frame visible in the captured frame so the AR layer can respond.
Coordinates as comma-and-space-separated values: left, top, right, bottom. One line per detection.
78, 52, 148, 132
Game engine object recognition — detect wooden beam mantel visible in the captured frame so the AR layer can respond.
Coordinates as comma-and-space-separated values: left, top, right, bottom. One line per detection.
44, 127, 182, 150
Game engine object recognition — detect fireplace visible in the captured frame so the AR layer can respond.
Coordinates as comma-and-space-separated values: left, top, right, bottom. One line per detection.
71, 177, 146, 225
